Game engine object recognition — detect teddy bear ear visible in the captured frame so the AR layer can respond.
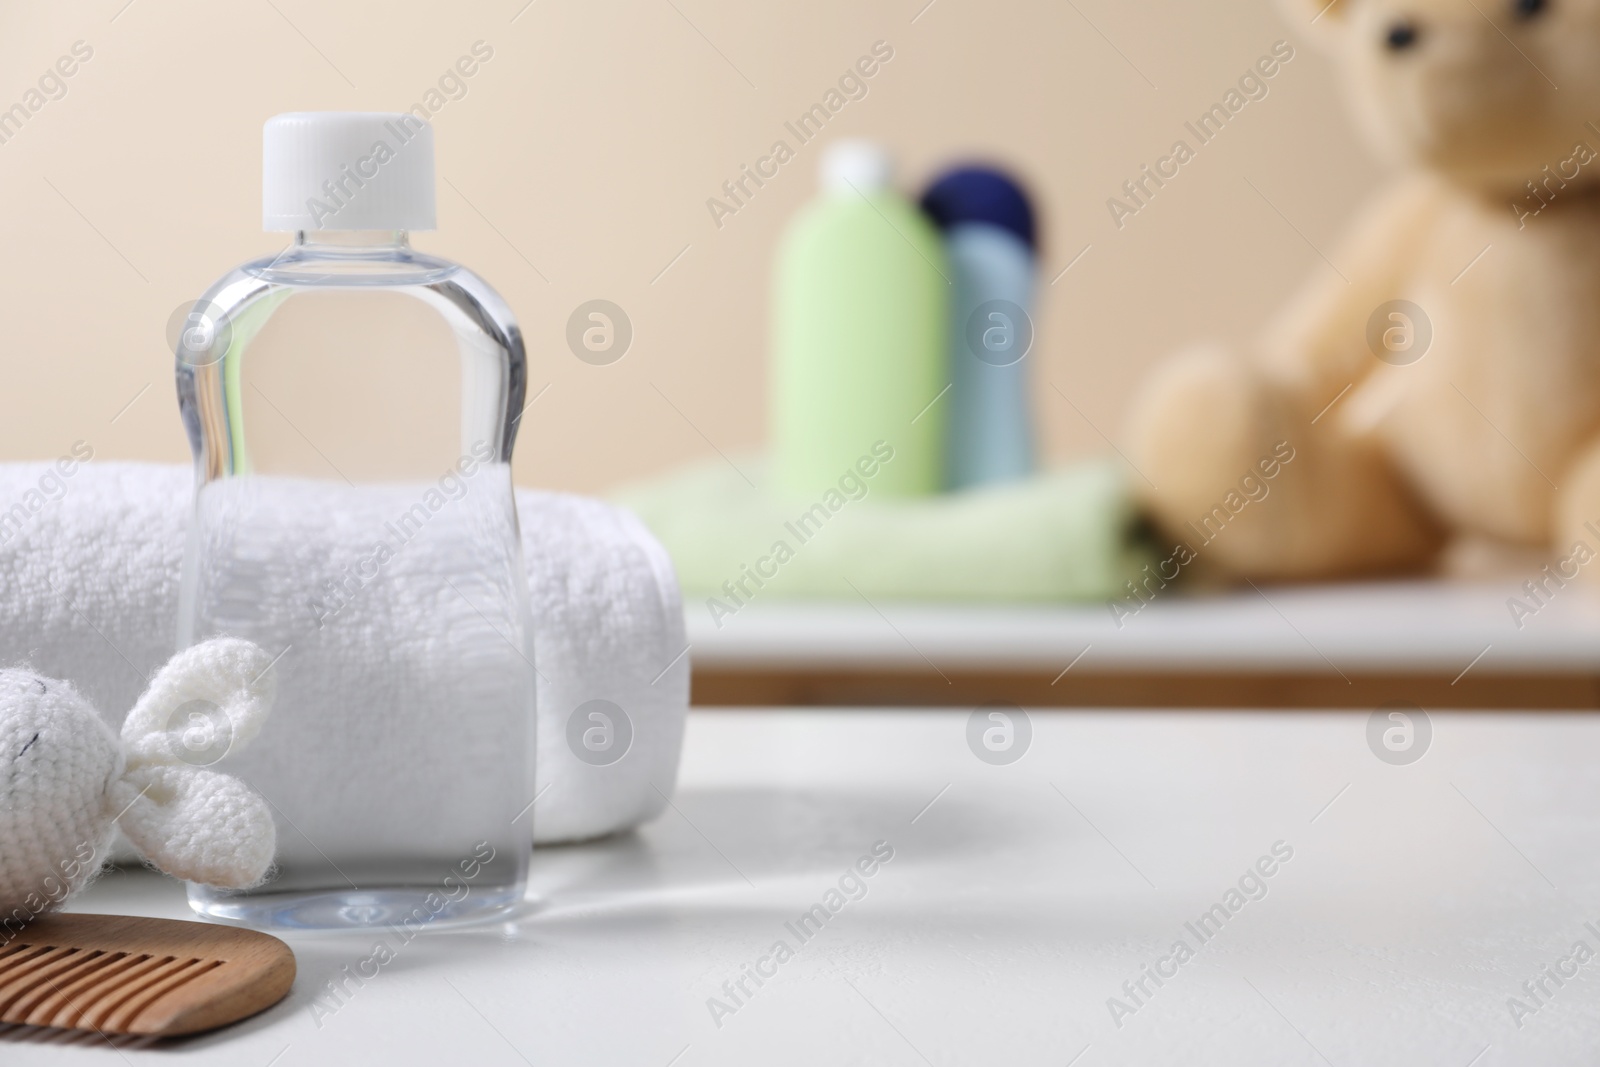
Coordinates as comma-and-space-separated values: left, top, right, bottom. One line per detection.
1280, 0, 1354, 33
110, 765, 276, 889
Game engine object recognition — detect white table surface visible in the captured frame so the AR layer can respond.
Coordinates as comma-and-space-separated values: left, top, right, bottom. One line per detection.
8, 707, 1600, 1066
687, 580, 1600, 673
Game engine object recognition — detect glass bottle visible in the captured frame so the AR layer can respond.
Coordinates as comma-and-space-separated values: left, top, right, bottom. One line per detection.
175, 112, 534, 929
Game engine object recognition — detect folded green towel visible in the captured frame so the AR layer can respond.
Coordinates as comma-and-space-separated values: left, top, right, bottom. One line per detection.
613, 454, 1153, 618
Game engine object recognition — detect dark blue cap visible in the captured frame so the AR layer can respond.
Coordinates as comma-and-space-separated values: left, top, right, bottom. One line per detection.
919, 165, 1037, 252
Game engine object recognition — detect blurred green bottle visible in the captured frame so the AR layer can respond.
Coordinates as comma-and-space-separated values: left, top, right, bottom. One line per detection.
771, 140, 948, 497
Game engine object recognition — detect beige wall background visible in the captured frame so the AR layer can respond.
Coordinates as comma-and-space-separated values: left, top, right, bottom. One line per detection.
0, 0, 1377, 494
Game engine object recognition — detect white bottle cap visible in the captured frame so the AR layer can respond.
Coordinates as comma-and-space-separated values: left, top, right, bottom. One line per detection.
263, 112, 437, 232
821, 139, 893, 194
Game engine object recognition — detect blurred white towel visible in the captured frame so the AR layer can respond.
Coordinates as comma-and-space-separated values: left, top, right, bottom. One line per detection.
0, 461, 688, 845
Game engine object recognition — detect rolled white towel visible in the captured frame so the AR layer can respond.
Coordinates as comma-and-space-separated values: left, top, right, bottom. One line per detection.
0, 460, 688, 846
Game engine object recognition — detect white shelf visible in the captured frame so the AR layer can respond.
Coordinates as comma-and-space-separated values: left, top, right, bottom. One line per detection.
686, 580, 1600, 674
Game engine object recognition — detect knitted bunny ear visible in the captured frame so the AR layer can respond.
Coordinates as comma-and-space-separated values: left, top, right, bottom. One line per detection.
120, 638, 277, 766
112, 638, 280, 889
110, 765, 277, 889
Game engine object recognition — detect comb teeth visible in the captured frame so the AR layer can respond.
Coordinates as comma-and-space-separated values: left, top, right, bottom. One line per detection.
0, 943, 224, 1034
0, 913, 295, 1037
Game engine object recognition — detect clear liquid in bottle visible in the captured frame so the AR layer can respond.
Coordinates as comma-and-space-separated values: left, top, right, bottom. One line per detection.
176, 113, 535, 929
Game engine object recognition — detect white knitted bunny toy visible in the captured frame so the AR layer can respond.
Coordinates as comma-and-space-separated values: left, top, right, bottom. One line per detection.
0, 638, 277, 919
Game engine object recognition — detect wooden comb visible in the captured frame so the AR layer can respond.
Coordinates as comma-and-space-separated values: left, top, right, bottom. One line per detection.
0, 913, 294, 1037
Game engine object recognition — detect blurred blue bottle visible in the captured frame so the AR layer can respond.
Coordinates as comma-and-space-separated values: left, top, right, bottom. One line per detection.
920, 166, 1038, 491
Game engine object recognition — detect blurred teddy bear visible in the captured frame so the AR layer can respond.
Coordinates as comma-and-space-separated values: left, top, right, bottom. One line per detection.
1125, 0, 1600, 581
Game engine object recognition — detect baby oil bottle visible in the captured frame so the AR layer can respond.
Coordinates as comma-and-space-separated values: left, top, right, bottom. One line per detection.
175, 112, 534, 928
